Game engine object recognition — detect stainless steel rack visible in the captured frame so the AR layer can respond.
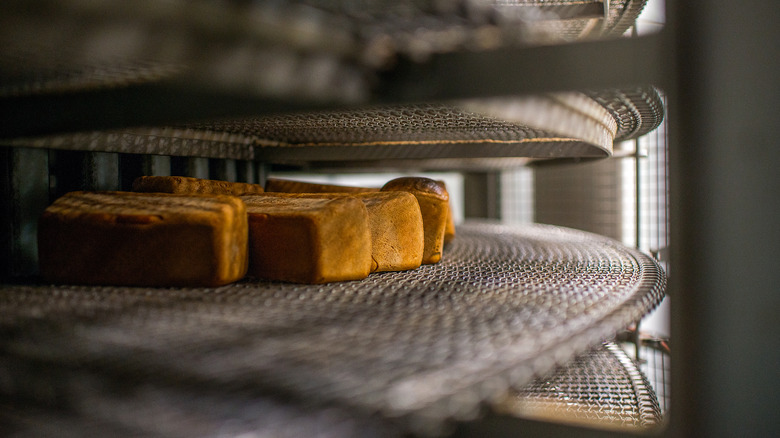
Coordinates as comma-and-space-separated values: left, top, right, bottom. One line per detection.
1, 223, 665, 437
1, 0, 778, 437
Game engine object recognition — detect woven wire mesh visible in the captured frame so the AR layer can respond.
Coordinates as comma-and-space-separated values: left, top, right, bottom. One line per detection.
7, 87, 663, 164
6, 87, 663, 165
0, 222, 665, 436
637, 339, 671, 414
187, 87, 662, 165
190, 104, 553, 146
494, 0, 648, 42
7, 129, 257, 160
0, 56, 181, 97
499, 342, 662, 430
187, 103, 606, 163
207, 88, 661, 148
584, 86, 665, 142
2, 1, 663, 168
0, 0, 363, 99
2, 0, 651, 98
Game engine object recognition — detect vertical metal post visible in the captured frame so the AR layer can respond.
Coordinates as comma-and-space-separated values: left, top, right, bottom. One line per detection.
144, 155, 171, 176
236, 160, 256, 184
171, 156, 209, 179
463, 172, 500, 220
83, 152, 120, 191
255, 162, 270, 187
210, 158, 237, 182
669, 1, 780, 437
119, 154, 171, 189
49, 150, 119, 196
635, 138, 642, 249
0, 147, 49, 278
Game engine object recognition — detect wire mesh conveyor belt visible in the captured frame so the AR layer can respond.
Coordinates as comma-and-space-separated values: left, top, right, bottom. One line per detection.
498, 342, 663, 431
0, 222, 666, 437
1, 0, 650, 98
4, 87, 664, 168
0, 343, 663, 438
2, 0, 663, 164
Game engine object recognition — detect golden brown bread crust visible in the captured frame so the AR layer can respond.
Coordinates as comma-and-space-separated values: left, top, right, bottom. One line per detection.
381, 177, 449, 200
265, 178, 379, 194
356, 192, 424, 272
381, 177, 449, 264
241, 194, 373, 284
37, 191, 248, 287
269, 176, 456, 245
133, 176, 264, 196
257, 192, 424, 273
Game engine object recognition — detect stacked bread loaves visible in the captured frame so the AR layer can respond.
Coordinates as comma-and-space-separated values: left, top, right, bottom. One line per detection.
38, 176, 454, 287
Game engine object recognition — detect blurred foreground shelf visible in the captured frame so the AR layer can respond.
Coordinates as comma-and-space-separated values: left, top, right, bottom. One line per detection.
0, 222, 665, 437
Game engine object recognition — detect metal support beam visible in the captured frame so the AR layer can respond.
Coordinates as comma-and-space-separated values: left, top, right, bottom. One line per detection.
669, 1, 780, 437
210, 158, 237, 182
379, 34, 667, 103
463, 172, 501, 220
171, 156, 209, 179
0, 147, 49, 278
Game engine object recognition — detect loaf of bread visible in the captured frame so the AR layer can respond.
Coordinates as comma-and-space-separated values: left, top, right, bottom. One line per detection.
257, 192, 424, 273
37, 191, 248, 287
268, 177, 455, 246
265, 178, 379, 194
381, 177, 449, 264
356, 192, 424, 272
133, 175, 264, 196
240, 194, 373, 284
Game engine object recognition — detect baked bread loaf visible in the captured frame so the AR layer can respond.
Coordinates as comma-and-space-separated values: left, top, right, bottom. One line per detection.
240, 194, 373, 284
133, 175, 264, 196
258, 192, 424, 273
381, 177, 449, 264
37, 191, 248, 287
355, 192, 424, 272
267, 176, 455, 244
265, 178, 379, 194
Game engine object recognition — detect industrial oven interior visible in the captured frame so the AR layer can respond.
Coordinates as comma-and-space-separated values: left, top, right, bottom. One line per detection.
1, 1, 777, 437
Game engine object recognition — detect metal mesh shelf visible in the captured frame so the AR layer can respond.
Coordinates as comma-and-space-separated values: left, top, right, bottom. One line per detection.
1, 0, 652, 100
4, 87, 664, 169
0, 222, 665, 436
499, 342, 663, 431
1, 0, 663, 165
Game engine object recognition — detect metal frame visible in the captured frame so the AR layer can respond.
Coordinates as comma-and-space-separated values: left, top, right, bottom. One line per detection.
2, 0, 779, 436
668, 1, 780, 437
456, 2, 780, 437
